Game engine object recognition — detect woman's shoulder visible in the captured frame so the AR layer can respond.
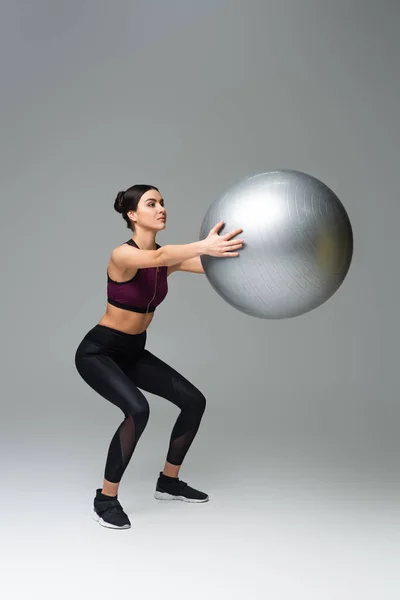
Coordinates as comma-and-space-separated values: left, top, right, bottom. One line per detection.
111, 239, 138, 254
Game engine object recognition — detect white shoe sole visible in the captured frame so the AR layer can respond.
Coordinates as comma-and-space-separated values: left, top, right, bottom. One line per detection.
93, 510, 131, 529
154, 490, 209, 503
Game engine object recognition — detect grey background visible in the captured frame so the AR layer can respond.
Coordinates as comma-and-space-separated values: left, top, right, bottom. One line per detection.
1, 1, 399, 598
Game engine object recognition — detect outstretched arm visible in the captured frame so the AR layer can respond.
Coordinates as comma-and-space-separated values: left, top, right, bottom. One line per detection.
164, 221, 243, 276
168, 256, 204, 275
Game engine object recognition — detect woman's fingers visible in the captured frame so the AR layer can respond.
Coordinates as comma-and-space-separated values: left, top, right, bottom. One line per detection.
219, 242, 244, 256
209, 220, 225, 235
226, 240, 244, 248
222, 227, 243, 240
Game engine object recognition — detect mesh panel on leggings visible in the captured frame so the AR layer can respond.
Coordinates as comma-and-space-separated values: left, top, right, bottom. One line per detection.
166, 426, 199, 466
120, 415, 136, 466
104, 415, 136, 483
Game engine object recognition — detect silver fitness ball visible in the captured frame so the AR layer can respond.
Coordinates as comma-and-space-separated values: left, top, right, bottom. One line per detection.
199, 170, 353, 319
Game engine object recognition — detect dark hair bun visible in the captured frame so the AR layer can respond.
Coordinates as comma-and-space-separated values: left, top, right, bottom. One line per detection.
114, 191, 125, 213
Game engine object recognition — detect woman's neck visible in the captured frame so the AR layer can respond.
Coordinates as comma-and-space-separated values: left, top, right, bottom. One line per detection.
131, 230, 157, 250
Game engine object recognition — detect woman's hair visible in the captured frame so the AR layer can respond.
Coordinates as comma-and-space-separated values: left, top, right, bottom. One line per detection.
114, 184, 159, 229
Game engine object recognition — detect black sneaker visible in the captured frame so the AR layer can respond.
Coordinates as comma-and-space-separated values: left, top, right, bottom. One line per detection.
154, 472, 209, 503
93, 489, 131, 529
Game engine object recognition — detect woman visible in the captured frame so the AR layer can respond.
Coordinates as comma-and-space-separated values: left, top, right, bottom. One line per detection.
75, 184, 244, 529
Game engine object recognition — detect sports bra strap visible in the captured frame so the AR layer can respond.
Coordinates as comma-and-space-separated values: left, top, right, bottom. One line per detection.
125, 239, 161, 250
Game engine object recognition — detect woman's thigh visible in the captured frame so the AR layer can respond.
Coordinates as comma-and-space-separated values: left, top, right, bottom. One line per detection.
75, 344, 149, 417
123, 349, 206, 412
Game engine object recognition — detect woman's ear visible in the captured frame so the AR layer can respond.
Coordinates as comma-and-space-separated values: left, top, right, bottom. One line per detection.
127, 210, 137, 223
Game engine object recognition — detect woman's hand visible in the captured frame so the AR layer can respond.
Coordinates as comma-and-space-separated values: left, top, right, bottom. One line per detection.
201, 221, 244, 257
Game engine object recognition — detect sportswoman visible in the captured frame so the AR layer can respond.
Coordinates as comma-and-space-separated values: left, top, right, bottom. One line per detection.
75, 184, 244, 529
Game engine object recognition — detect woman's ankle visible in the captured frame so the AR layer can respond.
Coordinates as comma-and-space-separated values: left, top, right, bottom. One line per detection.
102, 479, 119, 496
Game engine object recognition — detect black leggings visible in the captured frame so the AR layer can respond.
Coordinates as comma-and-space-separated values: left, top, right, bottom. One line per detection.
75, 324, 206, 483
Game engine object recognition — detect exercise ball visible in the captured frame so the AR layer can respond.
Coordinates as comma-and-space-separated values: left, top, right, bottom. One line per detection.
199, 170, 353, 319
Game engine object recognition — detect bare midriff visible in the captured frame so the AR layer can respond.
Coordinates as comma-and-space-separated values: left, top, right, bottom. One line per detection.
98, 303, 154, 335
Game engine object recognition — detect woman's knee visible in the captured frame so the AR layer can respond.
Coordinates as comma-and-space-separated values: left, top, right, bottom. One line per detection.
187, 387, 206, 415
126, 401, 150, 425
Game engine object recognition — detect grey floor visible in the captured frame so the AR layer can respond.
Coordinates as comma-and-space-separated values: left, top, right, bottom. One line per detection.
4, 449, 400, 600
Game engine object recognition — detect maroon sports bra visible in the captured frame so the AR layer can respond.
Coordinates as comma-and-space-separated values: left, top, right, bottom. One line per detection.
107, 239, 168, 314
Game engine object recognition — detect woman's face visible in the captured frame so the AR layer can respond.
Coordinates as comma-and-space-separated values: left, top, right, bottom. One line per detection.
128, 189, 166, 231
